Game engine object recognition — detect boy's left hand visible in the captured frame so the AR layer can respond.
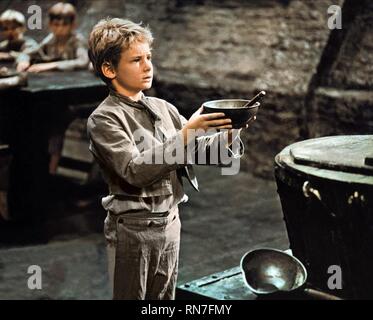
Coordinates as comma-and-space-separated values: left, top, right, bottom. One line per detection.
27, 62, 57, 73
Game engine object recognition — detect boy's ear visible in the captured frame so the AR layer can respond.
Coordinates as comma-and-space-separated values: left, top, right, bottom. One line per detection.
101, 62, 116, 80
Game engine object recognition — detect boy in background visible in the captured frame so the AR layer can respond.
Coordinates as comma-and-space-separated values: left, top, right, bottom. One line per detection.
17, 2, 89, 73
0, 9, 37, 64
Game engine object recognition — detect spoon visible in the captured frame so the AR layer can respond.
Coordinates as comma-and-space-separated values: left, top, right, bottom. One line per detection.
243, 91, 266, 108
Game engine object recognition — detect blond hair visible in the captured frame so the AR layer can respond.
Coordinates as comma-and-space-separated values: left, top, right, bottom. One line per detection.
88, 18, 153, 85
0, 9, 26, 27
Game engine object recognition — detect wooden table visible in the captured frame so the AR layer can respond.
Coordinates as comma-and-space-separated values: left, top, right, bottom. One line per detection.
4, 70, 108, 223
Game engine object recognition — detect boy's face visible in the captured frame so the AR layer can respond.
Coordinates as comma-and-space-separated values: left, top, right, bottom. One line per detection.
0, 21, 24, 40
111, 40, 153, 96
49, 19, 74, 38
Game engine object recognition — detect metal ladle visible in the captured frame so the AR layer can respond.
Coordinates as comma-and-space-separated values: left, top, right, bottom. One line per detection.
240, 248, 342, 300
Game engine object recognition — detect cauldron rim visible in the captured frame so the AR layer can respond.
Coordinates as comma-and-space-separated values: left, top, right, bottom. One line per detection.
275, 135, 373, 185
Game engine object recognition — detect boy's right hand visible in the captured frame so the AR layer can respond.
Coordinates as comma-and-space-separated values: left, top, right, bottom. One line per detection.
181, 106, 232, 145
16, 61, 30, 72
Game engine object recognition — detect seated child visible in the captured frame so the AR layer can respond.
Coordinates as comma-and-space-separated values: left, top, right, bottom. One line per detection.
17, 2, 89, 73
0, 9, 37, 64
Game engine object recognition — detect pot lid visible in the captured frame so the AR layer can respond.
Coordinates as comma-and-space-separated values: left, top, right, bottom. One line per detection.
289, 135, 373, 176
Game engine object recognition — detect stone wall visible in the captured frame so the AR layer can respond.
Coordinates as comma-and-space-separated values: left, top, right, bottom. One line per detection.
306, 0, 373, 139
322, 0, 373, 89
310, 88, 373, 136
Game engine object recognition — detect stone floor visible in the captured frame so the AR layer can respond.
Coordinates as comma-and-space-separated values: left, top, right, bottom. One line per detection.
0, 164, 289, 300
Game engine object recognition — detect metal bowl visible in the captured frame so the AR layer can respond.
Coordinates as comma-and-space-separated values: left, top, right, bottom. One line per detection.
202, 99, 260, 129
240, 248, 307, 295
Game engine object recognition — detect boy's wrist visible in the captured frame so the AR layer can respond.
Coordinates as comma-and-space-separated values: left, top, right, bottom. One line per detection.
225, 128, 242, 148
181, 126, 191, 145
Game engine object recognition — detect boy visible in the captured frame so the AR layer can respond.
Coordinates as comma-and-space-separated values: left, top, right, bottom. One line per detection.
0, 9, 37, 64
17, 2, 89, 73
87, 18, 255, 300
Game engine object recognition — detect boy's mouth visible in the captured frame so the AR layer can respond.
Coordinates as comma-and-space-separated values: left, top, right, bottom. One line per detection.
143, 76, 152, 81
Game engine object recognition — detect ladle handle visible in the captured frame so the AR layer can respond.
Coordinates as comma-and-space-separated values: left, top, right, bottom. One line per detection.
303, 288, 342, 300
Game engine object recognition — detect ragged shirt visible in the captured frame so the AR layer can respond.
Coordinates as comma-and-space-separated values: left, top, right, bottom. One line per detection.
87, 90, 237, 215
0, 36, 38, 63
20, 32, 89, 70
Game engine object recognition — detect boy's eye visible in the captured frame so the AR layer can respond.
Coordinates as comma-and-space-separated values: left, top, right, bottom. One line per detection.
131, 56, 151, 62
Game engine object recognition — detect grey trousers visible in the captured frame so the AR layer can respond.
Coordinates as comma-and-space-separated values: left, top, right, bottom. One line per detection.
105, 206, 181, 300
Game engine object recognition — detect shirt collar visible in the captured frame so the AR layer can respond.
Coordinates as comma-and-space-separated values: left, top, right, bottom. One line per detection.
109, 90, 161, 121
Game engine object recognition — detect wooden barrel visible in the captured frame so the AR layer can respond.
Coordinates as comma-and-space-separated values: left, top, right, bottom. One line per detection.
274, 135, 373, 299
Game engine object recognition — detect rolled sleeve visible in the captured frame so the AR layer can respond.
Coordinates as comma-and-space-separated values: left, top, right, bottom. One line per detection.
55, 47, 89, 71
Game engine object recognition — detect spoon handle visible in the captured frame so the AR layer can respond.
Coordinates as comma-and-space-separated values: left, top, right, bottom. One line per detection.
303, 288, 342, 300
244, 91, 266, 107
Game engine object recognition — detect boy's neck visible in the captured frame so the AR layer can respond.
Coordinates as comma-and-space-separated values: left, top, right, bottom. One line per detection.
54, 33, 73, 42
113, 87, 143, 102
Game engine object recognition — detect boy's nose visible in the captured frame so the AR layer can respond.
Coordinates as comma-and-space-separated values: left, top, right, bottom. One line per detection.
144, 60, 152, 71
